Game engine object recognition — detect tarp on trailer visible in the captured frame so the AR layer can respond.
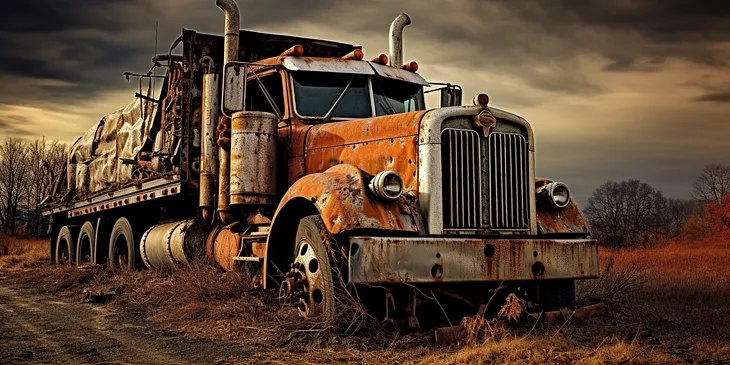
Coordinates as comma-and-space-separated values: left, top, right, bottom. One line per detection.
69, 89, 158, 194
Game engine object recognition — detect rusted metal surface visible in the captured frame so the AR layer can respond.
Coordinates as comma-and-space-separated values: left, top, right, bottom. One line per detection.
535, 179, 590, 234
230, 111, 278, 205
369, 61, 428, 85
205, 225, 242, 271
434, 325, 466, 347
530, 302, 606, 324
348, 236, 599, 284
140, 219, 206, 270
281, 56, 375, 74
304, 111, 426, 196
274, 164, 424, 235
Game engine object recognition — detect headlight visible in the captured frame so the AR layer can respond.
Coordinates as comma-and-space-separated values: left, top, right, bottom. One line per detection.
542, 182, 571, 209
368, 171, 403, 200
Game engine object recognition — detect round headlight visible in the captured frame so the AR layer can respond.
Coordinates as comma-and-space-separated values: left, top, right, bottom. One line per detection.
369, 171, 403, 200
543, 182, 571, 209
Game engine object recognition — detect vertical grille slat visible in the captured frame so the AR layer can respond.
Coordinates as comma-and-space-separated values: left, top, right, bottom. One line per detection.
442, 129, 482, 229
488, 133, 529, 230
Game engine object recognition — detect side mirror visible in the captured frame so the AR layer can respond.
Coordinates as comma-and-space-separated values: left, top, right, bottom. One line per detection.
440, 84, 462, 107
222, 62, 246, 116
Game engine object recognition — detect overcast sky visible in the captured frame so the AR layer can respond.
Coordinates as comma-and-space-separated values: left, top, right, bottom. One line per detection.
1, 0, 728, 204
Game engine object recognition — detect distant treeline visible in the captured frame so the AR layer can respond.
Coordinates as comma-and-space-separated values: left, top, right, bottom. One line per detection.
585, 164, 730, 248
0, 137, 67, 238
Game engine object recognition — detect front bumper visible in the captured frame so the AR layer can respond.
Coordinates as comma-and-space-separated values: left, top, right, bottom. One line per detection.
348, 236, 599, 284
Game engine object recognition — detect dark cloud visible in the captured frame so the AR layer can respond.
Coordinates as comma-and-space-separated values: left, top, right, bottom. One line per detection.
0, 115, 33, 137
695, 89, 730, 102
1, 0, 729, 106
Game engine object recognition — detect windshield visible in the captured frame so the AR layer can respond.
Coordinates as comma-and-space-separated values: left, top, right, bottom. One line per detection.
373, 77, 425, 116
292, 71, 371, 119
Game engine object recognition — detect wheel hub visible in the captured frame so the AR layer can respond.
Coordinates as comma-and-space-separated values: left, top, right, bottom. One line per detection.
279, 238, 326, 318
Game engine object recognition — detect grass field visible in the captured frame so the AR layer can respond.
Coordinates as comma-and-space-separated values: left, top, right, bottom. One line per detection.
1, 234, 729, 364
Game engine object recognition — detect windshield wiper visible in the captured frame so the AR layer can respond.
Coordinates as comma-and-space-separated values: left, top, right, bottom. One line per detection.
323, 75, 355, 122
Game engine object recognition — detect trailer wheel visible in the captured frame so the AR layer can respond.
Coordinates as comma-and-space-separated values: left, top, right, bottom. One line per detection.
280, 215, 336, 325
76, 222, 95, 267
109, 217, 136, 270
55, 226, 75, 265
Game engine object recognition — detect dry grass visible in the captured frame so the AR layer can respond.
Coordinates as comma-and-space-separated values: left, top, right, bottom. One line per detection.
3, 235, 730, 364
0, 234, 48, 269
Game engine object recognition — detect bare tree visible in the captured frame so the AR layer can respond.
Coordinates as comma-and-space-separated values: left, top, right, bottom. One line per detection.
0, 138, 30, 234
585, 179, 666, 248
691, 164, 730, 204
23, 138, 67, 237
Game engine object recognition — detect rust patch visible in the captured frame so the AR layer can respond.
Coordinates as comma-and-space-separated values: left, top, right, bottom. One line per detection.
534, 178, 590, 234
274, 164, 423, 235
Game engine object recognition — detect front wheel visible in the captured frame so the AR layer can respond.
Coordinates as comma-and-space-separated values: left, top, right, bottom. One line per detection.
280, 215, 336, 325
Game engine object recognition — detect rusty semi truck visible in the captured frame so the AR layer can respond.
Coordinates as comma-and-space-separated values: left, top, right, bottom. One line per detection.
42, 0, 598, 322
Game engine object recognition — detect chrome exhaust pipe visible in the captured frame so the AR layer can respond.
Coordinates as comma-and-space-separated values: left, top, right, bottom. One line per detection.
388, 13, 411, 67
215, 0, 240, 223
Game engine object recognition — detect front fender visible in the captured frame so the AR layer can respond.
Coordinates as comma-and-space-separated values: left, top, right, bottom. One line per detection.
535, 178, 590, 234
275, 164, 424, 234
262, 164, 424, 288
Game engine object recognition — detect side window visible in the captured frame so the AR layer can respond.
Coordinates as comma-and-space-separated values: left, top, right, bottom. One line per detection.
245, 72, 285, 116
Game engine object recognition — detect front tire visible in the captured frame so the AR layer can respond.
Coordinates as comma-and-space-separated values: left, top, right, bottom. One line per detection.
283, 215, 336, 325
108, 217, 136, 270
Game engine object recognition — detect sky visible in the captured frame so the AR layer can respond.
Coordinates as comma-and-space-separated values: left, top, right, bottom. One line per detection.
0, 0, 728, 204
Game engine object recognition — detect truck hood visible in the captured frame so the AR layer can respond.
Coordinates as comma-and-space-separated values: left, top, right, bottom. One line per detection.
303, 111, 428, 196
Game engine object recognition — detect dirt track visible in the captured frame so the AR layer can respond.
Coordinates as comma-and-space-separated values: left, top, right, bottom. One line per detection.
0, 280, 249, 365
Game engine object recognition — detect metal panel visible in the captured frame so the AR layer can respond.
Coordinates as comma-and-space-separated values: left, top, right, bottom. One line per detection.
282, 56, 375, 75
348, 236, 599, 284
42, 178, 181, 217
368, 62, 429, 86
441, 128, 482, 228
488, 133, 529, 230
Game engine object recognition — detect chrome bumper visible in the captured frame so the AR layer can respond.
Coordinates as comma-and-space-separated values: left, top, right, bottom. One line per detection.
348, 237, 599, 284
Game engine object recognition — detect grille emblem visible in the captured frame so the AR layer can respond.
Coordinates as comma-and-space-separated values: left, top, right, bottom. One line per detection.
474, 109, 497, 137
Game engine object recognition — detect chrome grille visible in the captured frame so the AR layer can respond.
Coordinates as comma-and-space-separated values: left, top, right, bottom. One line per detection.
441, 128, 482, 228
488, 133, 529, 229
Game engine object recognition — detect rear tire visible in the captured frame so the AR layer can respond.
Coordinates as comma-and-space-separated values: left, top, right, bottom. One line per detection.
55, 226, 75, 265
108, 217, 136, 270
76, 221, 95, 267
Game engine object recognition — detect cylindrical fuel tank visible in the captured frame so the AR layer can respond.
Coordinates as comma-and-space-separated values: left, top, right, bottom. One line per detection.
140, 220, 207, 270
229, 111, 278, 205
200, 72, 220, 213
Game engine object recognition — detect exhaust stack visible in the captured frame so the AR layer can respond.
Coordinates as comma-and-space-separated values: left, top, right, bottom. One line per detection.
388, 13, 411, 67
215, 0, 240, 224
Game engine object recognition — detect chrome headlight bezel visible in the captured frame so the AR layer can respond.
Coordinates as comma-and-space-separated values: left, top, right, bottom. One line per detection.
368, 170, 403, 201
542, 182, 571, 209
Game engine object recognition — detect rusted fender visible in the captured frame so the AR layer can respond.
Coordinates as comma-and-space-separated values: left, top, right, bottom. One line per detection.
262, 164, 424, 289
535, 178, 590, 234
275, 164, 424, 234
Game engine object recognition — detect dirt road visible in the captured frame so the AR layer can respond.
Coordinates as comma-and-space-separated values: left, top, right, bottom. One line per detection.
0, 279, 249, 364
